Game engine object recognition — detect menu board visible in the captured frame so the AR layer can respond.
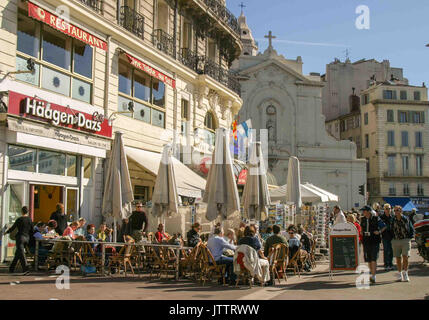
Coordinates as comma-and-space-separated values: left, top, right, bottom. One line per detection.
329, 235, 358, 270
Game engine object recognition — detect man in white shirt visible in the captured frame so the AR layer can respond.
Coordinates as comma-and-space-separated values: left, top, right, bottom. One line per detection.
207, 227, 237, 285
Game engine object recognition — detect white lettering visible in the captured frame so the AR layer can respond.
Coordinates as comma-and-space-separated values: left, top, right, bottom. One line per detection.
60, 112, 67, 124
45, 104, 52, 120
36, 103, 44, 117
25, 98, 36, 115
355, 5, 370, 30
78, 113, 86, 127
52, 110, 61, 125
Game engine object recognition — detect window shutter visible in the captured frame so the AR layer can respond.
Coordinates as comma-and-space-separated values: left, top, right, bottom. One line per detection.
392, 91, 397, 100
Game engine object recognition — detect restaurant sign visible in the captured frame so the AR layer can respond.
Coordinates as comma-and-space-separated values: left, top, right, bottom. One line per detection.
28, 2, 107, 51
123, 52, 176, 88
7, 91, 112, 138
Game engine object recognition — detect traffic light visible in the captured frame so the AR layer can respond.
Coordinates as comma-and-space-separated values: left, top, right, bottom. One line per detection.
359, 184, 365, 196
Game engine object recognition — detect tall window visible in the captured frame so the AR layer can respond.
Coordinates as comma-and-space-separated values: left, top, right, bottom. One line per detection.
389, 183, 396, 196
412, 111, 425, 124
387, 155, 396, 176
387, 110, 394, 122
398, 111, 408, 123
207, 39, 217, 62
182, 19, 193, 50
415, 131, 423, 148
416, 155, 423, 176
402, 155, 409, 176
417, 184, 424, 196
118, 59, 166, 128
355, 115, 360, 128
387, 131, 395, 146
401, 131, 408, 147
414, 91, 421, 101
400, 91, 407, 100
181, 99, 189, 135
364, 112, 368, 125
16, 13, 93, 103
383, 90, 396, 100
403, 184, 410, 196
365, 134, 369, 148
202, 112, 216, 146
157, 0, 169, 33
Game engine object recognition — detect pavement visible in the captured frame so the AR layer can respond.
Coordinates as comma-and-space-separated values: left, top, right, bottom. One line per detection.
0, 244, 428, 300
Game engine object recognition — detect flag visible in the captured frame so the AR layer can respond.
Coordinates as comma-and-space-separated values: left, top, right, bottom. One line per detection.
232, 120, 238, 141
237, 119, 252, 138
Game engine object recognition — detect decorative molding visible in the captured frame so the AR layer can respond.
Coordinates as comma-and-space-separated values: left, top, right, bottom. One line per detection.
194, 85, 210, 109
207, 89, 220, 110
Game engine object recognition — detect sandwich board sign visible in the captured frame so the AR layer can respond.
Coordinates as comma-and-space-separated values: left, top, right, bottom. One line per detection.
329, 222, 359, 278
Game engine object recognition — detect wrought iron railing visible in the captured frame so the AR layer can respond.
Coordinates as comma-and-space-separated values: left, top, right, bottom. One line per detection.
119, 6, 145, 39
152, 29, 175, 58
201, 0, 240, 37
200, 57, 240, 95
77, 0, 102, 12
178, 48, 202, 73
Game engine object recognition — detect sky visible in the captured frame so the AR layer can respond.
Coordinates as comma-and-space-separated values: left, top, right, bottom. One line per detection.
228, 0, 429, 85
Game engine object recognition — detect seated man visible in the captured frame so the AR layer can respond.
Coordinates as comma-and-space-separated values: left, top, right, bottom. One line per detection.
29, 222, 50, 264
264, 225, 288, 257
207, 227, 237, 285
288, 226, 301, 259
187, 223, 202, 248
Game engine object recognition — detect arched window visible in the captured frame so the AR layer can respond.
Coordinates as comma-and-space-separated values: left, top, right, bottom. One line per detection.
204, 112, 216, 131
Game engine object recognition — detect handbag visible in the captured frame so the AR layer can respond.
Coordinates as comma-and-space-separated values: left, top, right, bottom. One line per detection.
9, 226, 18, 241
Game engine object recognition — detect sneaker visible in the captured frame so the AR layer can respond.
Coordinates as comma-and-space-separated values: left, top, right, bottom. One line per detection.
370, 276, 376, 284
402, 271, 410, 282
395, 272, 403, 282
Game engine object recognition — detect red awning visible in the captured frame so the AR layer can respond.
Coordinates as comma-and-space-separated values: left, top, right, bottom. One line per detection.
122, 51, 176, 89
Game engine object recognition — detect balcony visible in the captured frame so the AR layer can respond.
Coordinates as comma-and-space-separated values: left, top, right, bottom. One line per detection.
178, 48, 202, 72
77, 0, 102, 12
200, 0, 240, 38
201, 58, 241, 95
152, 29, 175, 59
119, 6, 145, 40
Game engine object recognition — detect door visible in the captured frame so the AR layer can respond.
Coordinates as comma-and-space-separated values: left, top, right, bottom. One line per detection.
1, 181, 28, 262
66, 187, 79, 222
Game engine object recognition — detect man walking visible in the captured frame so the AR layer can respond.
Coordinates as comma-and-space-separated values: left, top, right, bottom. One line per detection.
380, 203, 394, 271
360, 205, 386, 284
49, 203, 67, 236
392, 205, 415, 282
6, 206, 33, 274
129, 202, 148, 242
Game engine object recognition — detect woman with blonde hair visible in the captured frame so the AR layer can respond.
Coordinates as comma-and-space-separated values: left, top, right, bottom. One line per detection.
224, 228, 236, 245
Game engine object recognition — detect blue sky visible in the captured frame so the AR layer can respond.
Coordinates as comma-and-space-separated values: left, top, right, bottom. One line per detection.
228, 0, 429, 85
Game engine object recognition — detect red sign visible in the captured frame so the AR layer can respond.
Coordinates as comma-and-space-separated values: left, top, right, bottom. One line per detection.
7, 91, 112, 138
124, 52, 176, 89
237, 169, 248, 185
28, 2, 107, 51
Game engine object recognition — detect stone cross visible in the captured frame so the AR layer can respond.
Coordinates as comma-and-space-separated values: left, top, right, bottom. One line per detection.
239, 2, 246, 14
265, 31, 276, 49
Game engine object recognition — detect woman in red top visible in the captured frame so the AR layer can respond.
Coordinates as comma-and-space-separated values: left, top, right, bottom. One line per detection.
155, 223, 169, 243
62, 221, 79, 239
347, 214, 362, 243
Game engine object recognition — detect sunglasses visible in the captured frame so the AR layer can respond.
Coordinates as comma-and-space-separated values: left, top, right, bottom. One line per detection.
136, 206, 143, 208
288, 232, 294, 235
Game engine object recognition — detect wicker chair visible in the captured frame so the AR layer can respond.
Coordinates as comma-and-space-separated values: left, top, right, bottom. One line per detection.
199, 244, 226, 286
108, 238, 136, 277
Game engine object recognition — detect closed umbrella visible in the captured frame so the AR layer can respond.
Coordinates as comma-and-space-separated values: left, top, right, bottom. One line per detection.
286, 156, 302, 209
152, 144, 179, 218
241, 141, 270, 221
203, 128, 240, 222
102, 131, 134, 242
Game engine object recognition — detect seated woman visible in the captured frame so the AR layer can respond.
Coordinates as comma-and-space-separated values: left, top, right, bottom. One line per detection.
29, 222, 50, 264
224, 229, 237, 245
155, 223, 169, 243
63, 221, 79, 239
238, 226, 271, 285
74, 218, 87, 237
45, 220, 59, 239
97, 223, 107, 241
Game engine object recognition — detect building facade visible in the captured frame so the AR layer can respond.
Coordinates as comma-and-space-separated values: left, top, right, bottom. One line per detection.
322, 58, 406, 121
233, 14, 367, 211
360, 82, 429, 212
0, 0, 242, 261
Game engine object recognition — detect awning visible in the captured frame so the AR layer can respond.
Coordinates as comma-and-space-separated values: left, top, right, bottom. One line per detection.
303, 182, 339, 202
383, 197, 418, 212
125, 146, 206, 199
270, 184, 332, 203
120, 50, 176, 88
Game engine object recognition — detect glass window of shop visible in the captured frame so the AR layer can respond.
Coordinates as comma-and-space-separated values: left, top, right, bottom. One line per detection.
15, 12, 93, 104
8, 145, 88, 179
117, 59, 166, 128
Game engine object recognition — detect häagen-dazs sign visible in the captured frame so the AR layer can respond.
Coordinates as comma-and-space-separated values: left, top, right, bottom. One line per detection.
7, 91, 112, 138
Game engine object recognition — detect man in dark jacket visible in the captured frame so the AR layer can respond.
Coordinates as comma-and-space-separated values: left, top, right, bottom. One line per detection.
49, 203, 67, 235
392, 205, 415, 282
187, 223, 201, 247
6, 206, 33, 274
360, 205, 386, 284
129, 202, 148, 242
380, 203, 395, 271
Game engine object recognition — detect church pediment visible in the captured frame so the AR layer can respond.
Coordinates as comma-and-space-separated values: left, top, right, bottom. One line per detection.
239, 59, 310, 83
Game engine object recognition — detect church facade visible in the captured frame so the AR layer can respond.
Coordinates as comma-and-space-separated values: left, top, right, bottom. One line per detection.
233, 14, 367, 210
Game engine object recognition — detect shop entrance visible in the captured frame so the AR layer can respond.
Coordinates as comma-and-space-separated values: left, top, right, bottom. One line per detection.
31, 184, 63, 223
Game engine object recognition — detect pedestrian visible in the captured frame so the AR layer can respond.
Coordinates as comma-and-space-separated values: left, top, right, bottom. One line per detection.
128, 202, 148, 242
49, 203, 68, 236
391, 205, 415, 282
379, 203, 394, 271
333, 205, 347, 224
359, 205, 387, 284
5, 206, 33, 274
186, 222, 202, 247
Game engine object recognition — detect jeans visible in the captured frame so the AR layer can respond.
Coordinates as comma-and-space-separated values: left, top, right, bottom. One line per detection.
382, 238, 393, 268
10, 235, 29, 272
216, 256, 236, 282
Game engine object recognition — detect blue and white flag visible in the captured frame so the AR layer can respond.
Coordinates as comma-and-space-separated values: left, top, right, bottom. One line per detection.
237, 119, 252, 137
237, 119, 252, 161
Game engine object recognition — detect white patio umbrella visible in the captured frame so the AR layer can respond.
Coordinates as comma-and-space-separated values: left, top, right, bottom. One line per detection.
203, 128, 240, 222
286, 156, 302, 209
102, 131, 134, 242
152, 144, 179, 218
241, 141, 271, 221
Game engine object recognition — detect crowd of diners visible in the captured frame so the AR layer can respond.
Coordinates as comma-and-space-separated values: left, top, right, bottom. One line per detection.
5, 201, 314, 281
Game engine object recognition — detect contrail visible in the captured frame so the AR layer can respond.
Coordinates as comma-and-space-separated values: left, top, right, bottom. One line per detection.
255, 38, 351, 48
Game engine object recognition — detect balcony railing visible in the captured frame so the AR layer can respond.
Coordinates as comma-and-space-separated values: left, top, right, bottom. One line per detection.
201, 0, 240, 37
179, 48, 202, 72
119, 6, 145, 39
202, 58, 241, 95
152, 29, 175, 59
77, 0, 102, 12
